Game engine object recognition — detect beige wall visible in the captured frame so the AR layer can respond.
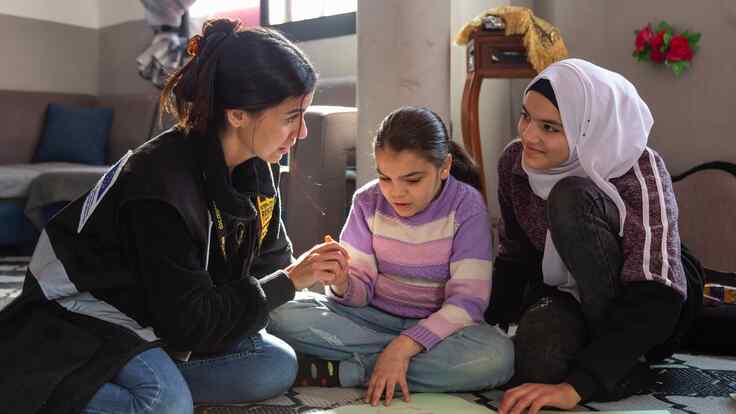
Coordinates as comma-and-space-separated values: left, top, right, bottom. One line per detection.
0, 13, 99, 95
98, 20, 160, 96
97, 19, 357, 96
1, 0, 357, 97
0, 0, 99, 28
98, 0, 144, 28
299, 35, 357, 79
535, 0, 736, 175
97, 22, 357, 96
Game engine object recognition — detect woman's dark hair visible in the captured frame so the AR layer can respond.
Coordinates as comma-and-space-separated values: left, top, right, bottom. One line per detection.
161, 18, 317, 135
374, 106, 482, 191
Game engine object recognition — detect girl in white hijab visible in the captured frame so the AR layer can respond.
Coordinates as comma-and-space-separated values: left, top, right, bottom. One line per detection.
488, 59, 698, 414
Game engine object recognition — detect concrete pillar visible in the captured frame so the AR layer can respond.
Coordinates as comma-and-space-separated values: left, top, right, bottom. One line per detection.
356, 0, 451, 186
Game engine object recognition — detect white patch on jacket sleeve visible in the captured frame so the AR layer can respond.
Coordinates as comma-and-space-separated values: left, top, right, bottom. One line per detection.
78, 150, 133, 233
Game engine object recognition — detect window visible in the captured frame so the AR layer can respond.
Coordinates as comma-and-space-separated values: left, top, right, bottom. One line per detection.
265, 0, 356, 25
188, 0, 356, 42
189, 0, 261, 27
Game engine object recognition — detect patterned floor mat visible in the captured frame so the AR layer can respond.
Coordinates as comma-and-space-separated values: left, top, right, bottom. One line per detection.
2, 256, 735, 413
191, 353, 736, 413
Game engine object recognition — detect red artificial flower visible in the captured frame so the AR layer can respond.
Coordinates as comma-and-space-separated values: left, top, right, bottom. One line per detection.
649, 31, 666, 62
666, 35, 694, 61
635, 25, 653, 52
633, 20, 701, 76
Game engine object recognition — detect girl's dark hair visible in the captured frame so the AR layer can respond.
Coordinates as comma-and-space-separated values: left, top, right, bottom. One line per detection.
374, 106, 482, 191
161, 18, 317, 135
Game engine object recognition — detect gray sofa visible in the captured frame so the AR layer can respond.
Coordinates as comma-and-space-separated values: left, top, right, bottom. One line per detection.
281, 77, 357, 254
0, 90, 160, 248
0, 78, 358, 256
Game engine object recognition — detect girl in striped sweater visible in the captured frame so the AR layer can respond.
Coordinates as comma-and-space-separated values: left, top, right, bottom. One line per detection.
269, 107, 514, 406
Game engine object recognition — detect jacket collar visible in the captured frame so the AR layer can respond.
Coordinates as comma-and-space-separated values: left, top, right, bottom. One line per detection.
199, 133, 275, 218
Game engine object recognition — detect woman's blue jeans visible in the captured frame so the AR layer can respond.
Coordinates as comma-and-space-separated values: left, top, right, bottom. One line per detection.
82, 330, 296, 414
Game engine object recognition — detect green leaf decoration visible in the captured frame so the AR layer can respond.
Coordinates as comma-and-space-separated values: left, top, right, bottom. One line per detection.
663, 32, 672, 48
657, 20, 673, 32
688, 32, 702, 45
671, 61, 690, 76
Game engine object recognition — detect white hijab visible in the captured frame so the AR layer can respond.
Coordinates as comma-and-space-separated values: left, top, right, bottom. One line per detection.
521, 58, 653, 299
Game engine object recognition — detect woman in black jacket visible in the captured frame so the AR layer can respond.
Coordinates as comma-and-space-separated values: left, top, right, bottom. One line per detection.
0, 18, 349, 414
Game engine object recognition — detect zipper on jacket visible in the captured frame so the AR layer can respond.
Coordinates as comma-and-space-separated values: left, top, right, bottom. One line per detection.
241, 199, 260, 278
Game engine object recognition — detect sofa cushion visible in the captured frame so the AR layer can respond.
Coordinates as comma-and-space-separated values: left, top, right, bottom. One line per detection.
0, 165, 44, 199
313, 77, 356, 107
0, 163, 107, 199
35, 103, 113, 165
96, 93, 160, 162
284, 106, 357, 254
0, 90, 96, 165
24, 167, 106, 228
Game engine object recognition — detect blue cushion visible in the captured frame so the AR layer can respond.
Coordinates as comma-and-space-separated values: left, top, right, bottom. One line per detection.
35, 104, 113, 165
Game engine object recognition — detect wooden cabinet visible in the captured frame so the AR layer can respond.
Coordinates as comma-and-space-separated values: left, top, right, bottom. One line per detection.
461, 31, 536, 196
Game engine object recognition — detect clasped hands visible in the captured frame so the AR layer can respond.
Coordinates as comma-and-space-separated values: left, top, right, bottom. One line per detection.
285, 235, 351, 290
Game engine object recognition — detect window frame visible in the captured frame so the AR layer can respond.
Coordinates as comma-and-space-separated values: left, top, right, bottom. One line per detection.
259, 0, 356, 42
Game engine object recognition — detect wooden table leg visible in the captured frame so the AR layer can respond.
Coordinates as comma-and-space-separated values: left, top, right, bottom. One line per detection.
460, 72, 487, 198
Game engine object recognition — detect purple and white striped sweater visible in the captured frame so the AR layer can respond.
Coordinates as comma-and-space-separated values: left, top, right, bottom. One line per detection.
328, 175, 493, 350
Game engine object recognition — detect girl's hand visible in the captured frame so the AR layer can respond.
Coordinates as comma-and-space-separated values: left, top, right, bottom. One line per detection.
498, 382, 581, 414
365, 336, 423, 406
285, 238, 350, 290
329, 269, 350, 296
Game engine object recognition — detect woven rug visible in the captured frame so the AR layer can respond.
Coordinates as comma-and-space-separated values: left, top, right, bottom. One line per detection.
1, 257, 735, 413
193, 354, 736, 413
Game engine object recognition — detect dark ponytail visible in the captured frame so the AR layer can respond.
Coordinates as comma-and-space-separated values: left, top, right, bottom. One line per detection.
161, 18, 317, 136
374, 106, 482, 191
447, 140, 482, 191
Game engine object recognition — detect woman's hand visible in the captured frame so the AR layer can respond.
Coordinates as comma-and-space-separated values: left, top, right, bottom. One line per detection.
285, 239, 350, 290
365, 335, 423, 406
498, 382, 581, 414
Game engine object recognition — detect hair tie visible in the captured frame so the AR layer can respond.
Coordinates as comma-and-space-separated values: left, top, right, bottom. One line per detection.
187, 34, 202, 57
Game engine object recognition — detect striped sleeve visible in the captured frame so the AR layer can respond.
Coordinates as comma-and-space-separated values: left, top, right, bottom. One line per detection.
402, 208, 493, 350
327, 192, 378, 306
618, 148, 687, 297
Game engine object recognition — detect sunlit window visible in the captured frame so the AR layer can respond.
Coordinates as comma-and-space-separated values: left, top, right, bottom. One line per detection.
187, 0, 356, 41
189, 0, 261, 27
267, 0, 357, 25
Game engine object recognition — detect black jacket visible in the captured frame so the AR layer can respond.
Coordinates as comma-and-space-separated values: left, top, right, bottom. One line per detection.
0, 128, 295, 414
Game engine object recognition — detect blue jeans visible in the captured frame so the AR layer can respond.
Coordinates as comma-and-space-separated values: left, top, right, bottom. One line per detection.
269, 292, 514, 392
83, 330, 297, 414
